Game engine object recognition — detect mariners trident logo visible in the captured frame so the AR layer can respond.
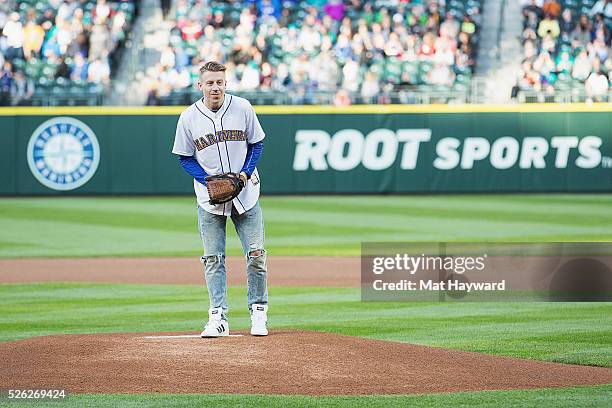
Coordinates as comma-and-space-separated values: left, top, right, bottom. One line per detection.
27, 117, 100, 191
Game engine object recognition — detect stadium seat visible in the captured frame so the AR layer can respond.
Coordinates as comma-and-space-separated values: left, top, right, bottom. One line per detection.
2, 0, 137, 106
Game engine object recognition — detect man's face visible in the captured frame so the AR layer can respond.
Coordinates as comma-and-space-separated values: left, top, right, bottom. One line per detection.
198, 70, 226, 104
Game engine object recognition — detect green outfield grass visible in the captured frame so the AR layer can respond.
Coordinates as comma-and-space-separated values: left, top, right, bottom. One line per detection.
0, 194, 611, 257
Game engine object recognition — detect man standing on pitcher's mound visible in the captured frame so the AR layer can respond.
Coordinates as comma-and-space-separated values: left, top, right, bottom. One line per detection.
172, 61, 268, 337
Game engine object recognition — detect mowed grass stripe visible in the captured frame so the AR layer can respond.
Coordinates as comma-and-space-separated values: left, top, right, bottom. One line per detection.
0, 197, 197, 214
264, 197, 612, 227
32, 193, 606, 213
0, 204, 198, 233
0, 219, 199, 257
0, 195, 611, 258
266, 208, 612, 237
265, 194, 612, 213
3, 194, 611, 216
497, 194, 612, 207
0, 205, 397, 237
0, 219, 400, 257
3, 194, 612, 226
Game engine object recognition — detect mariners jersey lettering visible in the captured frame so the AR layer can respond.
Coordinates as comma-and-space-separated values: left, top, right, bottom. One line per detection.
172, 94, 265, 215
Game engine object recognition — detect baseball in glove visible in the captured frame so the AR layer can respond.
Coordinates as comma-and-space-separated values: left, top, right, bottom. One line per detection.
205, 172, 245, 205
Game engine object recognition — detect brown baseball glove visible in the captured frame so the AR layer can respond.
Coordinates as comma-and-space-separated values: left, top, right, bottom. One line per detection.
205, 172, 245, 205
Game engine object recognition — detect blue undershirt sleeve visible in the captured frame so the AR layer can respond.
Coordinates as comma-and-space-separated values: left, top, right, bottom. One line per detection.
178, 155, 208, 185
240, 140, 264, 177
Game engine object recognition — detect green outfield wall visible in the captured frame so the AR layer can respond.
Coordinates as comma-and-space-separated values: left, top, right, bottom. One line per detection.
1, 105, 611, 195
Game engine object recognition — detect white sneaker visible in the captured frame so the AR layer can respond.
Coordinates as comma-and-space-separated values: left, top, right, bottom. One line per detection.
201, 307, 229, 337
250, 304, 268, 336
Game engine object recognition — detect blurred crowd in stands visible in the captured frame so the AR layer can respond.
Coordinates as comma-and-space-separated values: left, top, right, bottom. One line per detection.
518, 0, 612, 101
0, 0, 135, 105
3, 0, 610, 106
144, 0, 482, 105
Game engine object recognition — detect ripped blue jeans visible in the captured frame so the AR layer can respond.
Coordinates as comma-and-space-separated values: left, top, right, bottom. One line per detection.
197, 202, 268, 319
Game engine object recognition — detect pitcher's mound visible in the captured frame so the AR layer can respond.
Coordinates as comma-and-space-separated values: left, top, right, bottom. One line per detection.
1, 330, 611, 395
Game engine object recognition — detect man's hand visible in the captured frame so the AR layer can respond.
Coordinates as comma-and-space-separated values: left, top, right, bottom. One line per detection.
239, 172, 248, 187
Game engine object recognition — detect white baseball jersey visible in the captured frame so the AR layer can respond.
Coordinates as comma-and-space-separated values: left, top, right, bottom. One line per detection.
172, 94, 265, 216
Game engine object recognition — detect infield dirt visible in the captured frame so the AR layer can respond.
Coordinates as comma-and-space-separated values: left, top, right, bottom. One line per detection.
1, 330, 611, 395
0, 257, 360, 286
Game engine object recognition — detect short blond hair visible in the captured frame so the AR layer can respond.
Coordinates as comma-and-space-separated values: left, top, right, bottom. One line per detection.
200, 61, 227, 74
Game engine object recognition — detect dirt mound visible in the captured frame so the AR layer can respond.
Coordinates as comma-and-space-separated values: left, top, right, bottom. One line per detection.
1, 330, 610, 395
